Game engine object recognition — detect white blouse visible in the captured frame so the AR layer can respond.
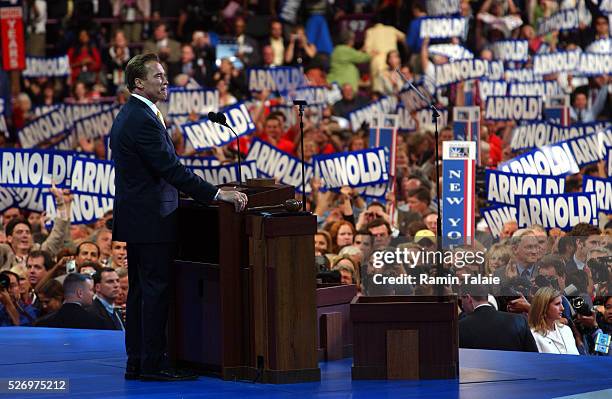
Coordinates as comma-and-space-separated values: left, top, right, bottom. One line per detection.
531, 323, 579, 355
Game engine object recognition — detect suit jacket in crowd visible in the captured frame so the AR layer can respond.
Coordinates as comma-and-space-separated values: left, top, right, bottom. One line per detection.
87, 297, 123, 330
35, 303, 110, 330
459, 305, 538, 352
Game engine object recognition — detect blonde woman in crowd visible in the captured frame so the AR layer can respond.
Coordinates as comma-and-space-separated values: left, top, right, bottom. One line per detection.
528, 287, 579, 355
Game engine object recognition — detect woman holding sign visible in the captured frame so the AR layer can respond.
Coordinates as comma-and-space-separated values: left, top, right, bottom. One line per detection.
110, 53, 247, 382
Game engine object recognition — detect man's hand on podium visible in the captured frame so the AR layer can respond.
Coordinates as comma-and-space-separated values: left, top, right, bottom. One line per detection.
217, 189, 248, 212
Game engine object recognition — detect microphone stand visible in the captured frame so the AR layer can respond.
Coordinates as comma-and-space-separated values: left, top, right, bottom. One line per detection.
395, 69, 445, 297
293, 100, 307, 212
214, 113, 243, 186
225, 124, 243, 186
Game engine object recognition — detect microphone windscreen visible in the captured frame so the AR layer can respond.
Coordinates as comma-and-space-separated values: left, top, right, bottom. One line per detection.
217, 112, 227, 125
285, 199, 301, 212
207, 111, 217, 122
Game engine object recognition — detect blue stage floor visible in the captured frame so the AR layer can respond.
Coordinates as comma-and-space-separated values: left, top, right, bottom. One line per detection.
1, 328, 611, 399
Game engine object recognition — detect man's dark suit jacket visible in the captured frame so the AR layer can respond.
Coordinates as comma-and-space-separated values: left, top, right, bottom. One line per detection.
87, 297, 121, 330
35, 303, 110, 330
459, 305, 538, 352
110, 96, 218, 243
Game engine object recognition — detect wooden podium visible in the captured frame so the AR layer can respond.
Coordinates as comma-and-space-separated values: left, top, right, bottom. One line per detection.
351, 295, 459, 380
246, 213, 320, 383
169, 182, 320, 383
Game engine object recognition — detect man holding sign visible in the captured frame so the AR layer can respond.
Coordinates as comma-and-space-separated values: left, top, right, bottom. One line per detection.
110, 53, 247, 382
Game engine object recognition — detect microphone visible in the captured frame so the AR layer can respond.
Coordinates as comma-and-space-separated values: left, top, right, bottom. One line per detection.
247, 199, 302, 213
293, 99, 308, 212
208, 111, 242, 185
207, 111, 218, 123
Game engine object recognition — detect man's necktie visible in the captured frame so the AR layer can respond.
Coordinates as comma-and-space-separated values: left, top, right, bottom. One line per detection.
521, 268, 530, 278
156, 110, 166, 129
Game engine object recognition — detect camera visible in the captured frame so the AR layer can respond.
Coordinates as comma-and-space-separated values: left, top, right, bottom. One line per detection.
0, 273, 9, 291
570, 296, 593, 317
66, 260, 77, 274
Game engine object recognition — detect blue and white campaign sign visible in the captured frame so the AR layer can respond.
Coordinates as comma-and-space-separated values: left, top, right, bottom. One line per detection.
44, 192, 114, 225
167, 87, 218, 116
442, 141, 476, 247
247, 66, 304, 93
73, 105, 121, 141
62, 103, 108, 129
537, 8, 592, 36
278, 0, 301, 23
503, 128, 612, 174
314, 147, 389, 189
583, 175, 612, 214
452, 106, 480, 141
577, 52, 612, 75
246, 138, 313, 193
484, 96, 541, 121
7, 187, 46, 213
499, 144, 580, 176
504, 68, 543, 82
486, 170, 565, 206
282, 85, 332, 105
347, 96, 397, 131
481, 205, 518, 238
435, 59, 489, 86
0, 187, 14, 213
533, 50, 581, 75
586, 38, 612, 54
428, 44, 473, 61
179, 156, 219, 168
0, 149, 75, 188
369, 115, 398, 178
398, 79, 432, 113
598, 0, 612, 13
478, 79, 508, 102
516, 193, 598, 231
22, 55, 70, 78
492, 40, 529, 62
510, 121, 609, 151
609, 149, 612, 177
419, 17, 467, 39
543, 95, 571, 126
180, 102, 256, 151
453, 106, 480, 164
488, 60, 505, 80
426, 0, 460, 15
188, 161, 257, 186
17, 106, 70, 148
508, 81, 563, 98
69, 158, 115, 198
434, 59, 489, 86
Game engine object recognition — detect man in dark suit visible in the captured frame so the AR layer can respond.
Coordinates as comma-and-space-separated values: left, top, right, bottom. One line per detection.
35, 273, 109, 330
459, 283, 538, 352
110, 53, 247, 382
88, 267, 123, 330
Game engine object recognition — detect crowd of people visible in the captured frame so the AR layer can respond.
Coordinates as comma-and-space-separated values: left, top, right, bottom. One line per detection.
1, 0, 611, 356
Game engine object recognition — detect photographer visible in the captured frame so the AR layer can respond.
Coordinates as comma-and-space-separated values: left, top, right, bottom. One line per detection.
0, 271, 38, 326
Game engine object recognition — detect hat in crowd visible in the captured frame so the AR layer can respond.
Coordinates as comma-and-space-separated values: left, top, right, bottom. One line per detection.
414, 229, 436, 245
